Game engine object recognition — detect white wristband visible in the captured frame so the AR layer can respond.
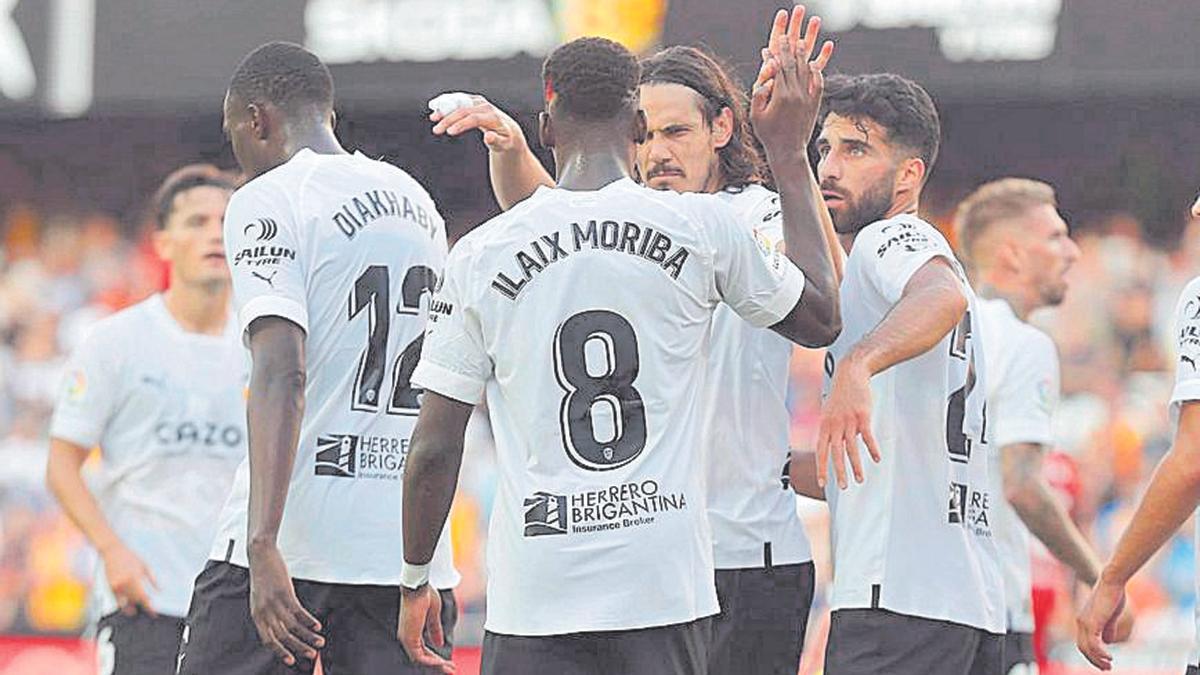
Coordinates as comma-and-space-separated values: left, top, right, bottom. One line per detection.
400, 561, 431, 590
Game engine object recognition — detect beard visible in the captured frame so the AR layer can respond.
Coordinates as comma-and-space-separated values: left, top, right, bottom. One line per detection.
1037, 279, 1069, 307
829, 177, 894, 234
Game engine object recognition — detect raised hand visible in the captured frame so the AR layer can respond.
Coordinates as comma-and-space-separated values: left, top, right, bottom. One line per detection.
430, 93, 529, 154
751, 5, 835, 158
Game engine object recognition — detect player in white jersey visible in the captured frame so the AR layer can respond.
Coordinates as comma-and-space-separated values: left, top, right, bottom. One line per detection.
175, 43, 457, 675
398, 21, 838, 675
954, 178, 1133, 674
1077, 192, 1200, 671
46, 165, 244, 675
428, 31, 843, 674
809, 73, 1005, 674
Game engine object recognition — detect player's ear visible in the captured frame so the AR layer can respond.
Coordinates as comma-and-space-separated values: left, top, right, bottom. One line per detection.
538, 111, 555, 150
711, 106, 734, 149
150, 225, 171, 261
248, 103, 270, 141
893, 156, 926, 200
633, 109, 648, 145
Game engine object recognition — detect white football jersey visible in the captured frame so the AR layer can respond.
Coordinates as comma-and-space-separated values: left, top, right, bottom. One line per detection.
978, 297, 1060, 634
412, 177, 806, 636
705, 184, 811, 569
211, 149, 458, 588
823, 214, 1005, 633
50, 295, 246, 618
1168, 277, 1200, 667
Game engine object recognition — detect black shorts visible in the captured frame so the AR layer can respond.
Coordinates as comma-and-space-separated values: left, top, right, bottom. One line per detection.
708, 562, 815, 675
177, 561, 457, 675
481, 617, 712, 675
825, 608, 1004, 675
95, 610, 185, 675
1002, 632, 1036, 674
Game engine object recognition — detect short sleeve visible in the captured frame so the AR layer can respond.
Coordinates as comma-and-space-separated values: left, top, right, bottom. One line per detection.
223, 181, 308, 344
702, 195, 805, 328
990, 330, 1060, 448
1170, 280, 1200, 413
743, 188, 784, 244
861, 217, 962, 304
49, 328, 121, 448
411, 248, 492, 405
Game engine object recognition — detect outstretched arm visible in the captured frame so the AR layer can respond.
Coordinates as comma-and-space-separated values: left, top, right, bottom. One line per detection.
431, 95, 554, 210
817, 258, 966, 489
1077, 401, 1200, 669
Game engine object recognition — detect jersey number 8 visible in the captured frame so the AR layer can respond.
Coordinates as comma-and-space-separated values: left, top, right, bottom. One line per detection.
554, 310, 647, 471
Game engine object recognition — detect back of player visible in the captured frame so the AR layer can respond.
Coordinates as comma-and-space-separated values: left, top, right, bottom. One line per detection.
209, 149, 455, 586
398, 35, 822, 675
178, 43, 456, 675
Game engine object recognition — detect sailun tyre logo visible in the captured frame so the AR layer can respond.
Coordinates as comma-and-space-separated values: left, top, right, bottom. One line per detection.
315, 434, 358, 477
244, 218, 278, 242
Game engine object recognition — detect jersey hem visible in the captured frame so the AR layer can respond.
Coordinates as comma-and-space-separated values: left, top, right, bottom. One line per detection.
411, 361, 485, 405
238, 296, 308, 344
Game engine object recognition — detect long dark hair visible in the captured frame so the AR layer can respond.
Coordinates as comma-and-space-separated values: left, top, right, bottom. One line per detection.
640, 46, 768, 190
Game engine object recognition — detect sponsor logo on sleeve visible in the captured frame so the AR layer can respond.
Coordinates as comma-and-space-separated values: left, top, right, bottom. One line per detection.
314, 433, 411, 480
521, 480, 687, 537
65, 370, 86, 402
243, 218, 279, 242
1179, 295, 1200, 370
876, 222, 935, 258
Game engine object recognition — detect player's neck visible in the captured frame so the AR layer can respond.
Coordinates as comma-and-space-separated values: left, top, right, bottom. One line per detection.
976, 281, 1037, 322
884, 195, 920, 221
284, 125, 347, 161
553, 129, 634, 191
162, 282, 230, 336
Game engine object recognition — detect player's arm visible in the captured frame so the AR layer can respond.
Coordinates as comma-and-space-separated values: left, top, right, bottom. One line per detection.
431, 93, 553, 210
46, 438, 159, 616
818, 258, 966, 489
787, 448, 826, 500
751, 10, 840, 347
1002, 443, 1101, 584
1077, 400, 1200, 669
243, 317, 324, 665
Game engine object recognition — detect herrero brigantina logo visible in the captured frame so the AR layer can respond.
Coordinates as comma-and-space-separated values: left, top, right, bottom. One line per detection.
523, 480, 687, 537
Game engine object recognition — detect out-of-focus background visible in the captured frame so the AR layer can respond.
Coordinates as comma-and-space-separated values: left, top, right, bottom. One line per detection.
0, 0, 1198, 673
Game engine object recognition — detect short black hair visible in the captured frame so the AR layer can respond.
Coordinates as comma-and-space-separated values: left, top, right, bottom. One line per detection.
640, 45, 767, 189
542, 37, 640, 120
822, 73, 940, 170
228, 41, 334, 117
151, 164, 237, 229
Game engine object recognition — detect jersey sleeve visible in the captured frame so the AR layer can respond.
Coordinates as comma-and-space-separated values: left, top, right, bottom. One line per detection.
1170, 279, 1200, 414
990, 330, 1060, 448
411, 247, 492, 405
223, 180, 308, 343
861, 218, 962, 304
701, 195, 806, 328
49, 327, 120, 448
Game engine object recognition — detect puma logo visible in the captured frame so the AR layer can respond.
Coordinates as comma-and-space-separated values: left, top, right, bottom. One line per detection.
251, 270, 278, 288
1183, 354, 1197, 371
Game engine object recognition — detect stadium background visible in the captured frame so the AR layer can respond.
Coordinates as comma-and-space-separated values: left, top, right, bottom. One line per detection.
0, 0, 1198, 672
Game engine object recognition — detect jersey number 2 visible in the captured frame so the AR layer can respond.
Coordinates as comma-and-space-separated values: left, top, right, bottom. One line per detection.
554, 310, 647, 471
349, 264, 437, 415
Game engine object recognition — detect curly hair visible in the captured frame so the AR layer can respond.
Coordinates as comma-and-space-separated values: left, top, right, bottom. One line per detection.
640, 45, 767, 189
228, 42, 334, 117
542, 37, 641, 120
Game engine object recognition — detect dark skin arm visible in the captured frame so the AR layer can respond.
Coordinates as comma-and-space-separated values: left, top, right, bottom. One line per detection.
397, 391, 472, 674
751, 8, 841, 348
244, 317, 324, 667
786, 448, 826, 500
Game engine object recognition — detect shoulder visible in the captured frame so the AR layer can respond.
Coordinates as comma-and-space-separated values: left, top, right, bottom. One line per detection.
858, 214, 946, 253
72, 297, 156, 354
361, 155, 440, 205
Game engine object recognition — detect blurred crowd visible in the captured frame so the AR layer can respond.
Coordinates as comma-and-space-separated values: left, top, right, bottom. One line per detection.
0, 192, 1196, 668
